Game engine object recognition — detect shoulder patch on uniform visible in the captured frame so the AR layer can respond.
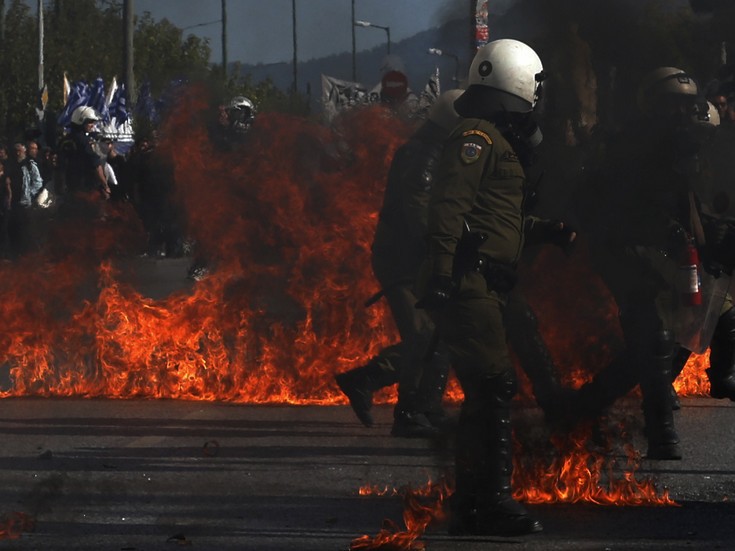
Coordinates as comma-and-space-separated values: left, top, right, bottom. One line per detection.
460, 142, 483, 164
462, 129, 492, 145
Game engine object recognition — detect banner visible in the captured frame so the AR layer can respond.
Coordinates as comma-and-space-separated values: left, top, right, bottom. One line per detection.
418, 67, 441, 115
321, 74, 377, 121
108, 82, 129, 126
88, 77, 108, 122
322, 70, 441, 122
57, 80, 91, 127
474, 0, 490, 50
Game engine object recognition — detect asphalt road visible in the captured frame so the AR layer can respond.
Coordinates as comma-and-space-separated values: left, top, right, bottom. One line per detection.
1, 396, 734, 551
0, 257, 733, 550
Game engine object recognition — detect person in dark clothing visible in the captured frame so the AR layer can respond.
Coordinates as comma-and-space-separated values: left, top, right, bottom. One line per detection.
128, 133, 183, 258
57, 106, 110, 199
335, 90, 462, 437
565, 67, 717, 460
0, 159, 11, 259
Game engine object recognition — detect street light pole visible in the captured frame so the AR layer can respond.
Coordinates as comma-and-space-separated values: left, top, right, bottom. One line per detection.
37, 0, 43, 92
427, 48, 460, 85
292, 0, 297, 94
351, 0, 356, 81
354, 20, 391, 56
123, 0, 136, 105
221, 0, 227, 77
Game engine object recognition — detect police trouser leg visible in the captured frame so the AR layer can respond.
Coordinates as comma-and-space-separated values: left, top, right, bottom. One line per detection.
707, 306, 735, 400
504, 291, 563, 414
384, 283, 441, 436
383, 283, 435, 410
639, 330, 681, 460
450, 369, 542, 536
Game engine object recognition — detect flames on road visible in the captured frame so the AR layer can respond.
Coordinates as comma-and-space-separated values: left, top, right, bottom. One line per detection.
0, 83, 709, 403
0, 85, 705, 541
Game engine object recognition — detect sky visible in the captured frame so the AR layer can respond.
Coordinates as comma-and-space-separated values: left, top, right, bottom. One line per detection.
134, 0, 514, 66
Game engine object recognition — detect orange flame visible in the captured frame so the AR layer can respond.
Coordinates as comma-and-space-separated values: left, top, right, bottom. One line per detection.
0, 84, 414, 404
359, 484, 400, 497
513, 424, 676, 506
351, 479, 450, 551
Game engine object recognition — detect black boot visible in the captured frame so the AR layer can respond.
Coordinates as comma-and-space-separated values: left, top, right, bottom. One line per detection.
391, 390, 440, 438
640, 331, 681, 460
415, 350, 451, 428
449, 371, 542, 536
707, 307, 735, 401
335, 356, 398, 427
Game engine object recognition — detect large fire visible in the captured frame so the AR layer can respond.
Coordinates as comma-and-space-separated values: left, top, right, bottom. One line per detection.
0, 85, 412, 402
0, 87, 705, 550
0, 83, 709, 402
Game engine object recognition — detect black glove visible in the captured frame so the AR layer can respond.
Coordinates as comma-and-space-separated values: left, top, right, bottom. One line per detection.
547, 220, 577, 255
415, 275, 455, 310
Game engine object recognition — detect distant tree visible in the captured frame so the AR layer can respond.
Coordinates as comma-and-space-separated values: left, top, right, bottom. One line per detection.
132, 11, 211, 95
0, 0, 213, 139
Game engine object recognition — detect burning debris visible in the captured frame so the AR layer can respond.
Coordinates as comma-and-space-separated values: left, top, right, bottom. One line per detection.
351, 479, 450, 551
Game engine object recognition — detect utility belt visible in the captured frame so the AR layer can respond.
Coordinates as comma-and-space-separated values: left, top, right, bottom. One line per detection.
464, 254, 518, 294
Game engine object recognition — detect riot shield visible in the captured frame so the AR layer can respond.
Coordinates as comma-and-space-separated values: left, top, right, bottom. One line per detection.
673, 270, 733, 354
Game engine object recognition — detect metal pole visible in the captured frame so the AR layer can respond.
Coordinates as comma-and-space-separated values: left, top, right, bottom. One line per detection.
292, 0, 297, 93
351, 0, 356, 81
123, 0, 136, 105
221, 0, 227, 77
0, 0, 5, 43
37, 0, 44, 91
385, 27, 390, 55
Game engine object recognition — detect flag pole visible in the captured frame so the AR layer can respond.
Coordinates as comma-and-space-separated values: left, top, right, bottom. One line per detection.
37, 0, 43, 92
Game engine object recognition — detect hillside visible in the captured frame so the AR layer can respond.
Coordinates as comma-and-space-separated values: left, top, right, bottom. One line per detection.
231, 17, 479, 108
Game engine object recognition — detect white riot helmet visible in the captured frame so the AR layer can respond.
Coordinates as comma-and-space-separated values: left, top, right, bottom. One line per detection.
428, 89, 463, 131
465, 39, 545, 113
71, 106, 101, 126
227, 96, 256, 133
690, 100, 720, 143
637, 67, 699, 113
693, 100, 720, 127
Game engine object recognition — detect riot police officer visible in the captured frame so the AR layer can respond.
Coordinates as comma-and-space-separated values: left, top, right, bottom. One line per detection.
210, 95, 257, 152
58, 106, 110, 200
568, 67, 713, 460
335, 90, 462, 437
416, 39, 573, 536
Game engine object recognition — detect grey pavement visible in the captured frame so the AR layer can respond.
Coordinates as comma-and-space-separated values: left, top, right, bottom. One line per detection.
0, 397, 734, 551
1, 257, 734, 550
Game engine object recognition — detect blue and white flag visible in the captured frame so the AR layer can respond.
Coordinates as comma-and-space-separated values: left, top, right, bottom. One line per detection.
89, 77, 108, 122
57, 80, 91, 127
109, 82, 129, 125
134, 80, 158, 124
